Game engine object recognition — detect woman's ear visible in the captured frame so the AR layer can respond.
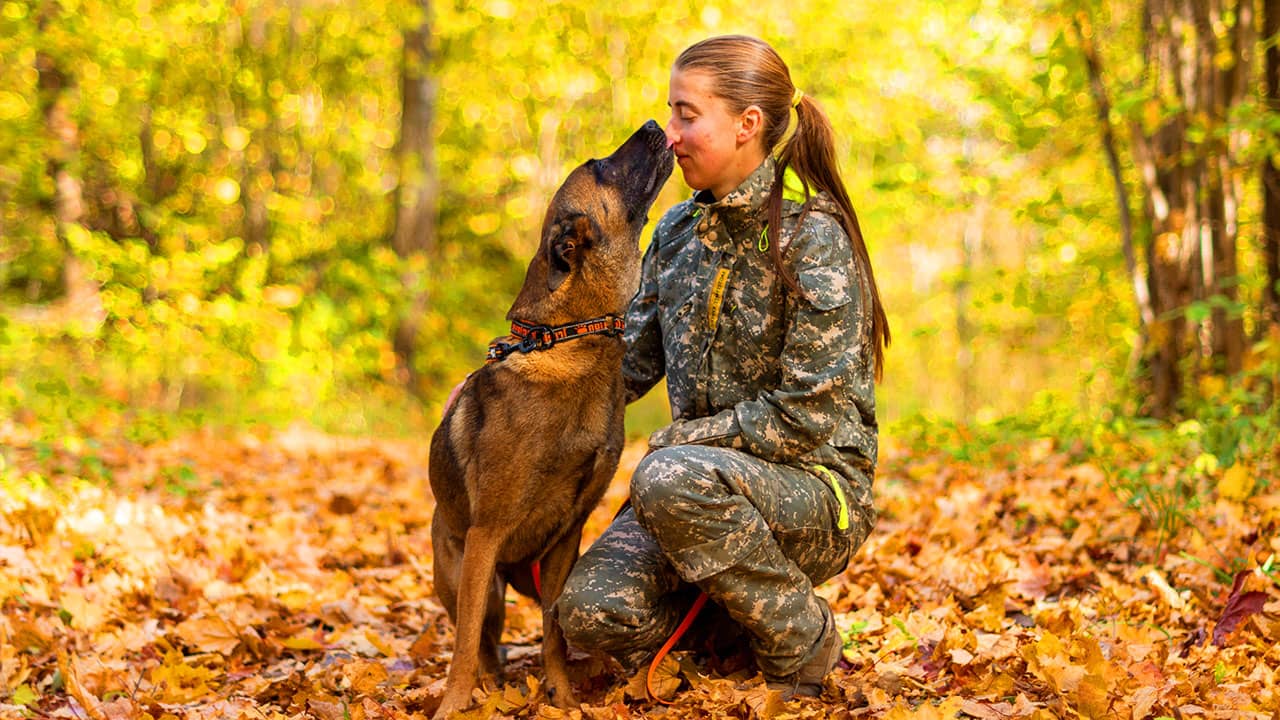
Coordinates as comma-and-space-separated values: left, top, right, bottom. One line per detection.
736, 105, 764, 146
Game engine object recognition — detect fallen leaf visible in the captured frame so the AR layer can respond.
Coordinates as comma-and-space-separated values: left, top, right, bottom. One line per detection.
1130, 685, 1159, 720
148, 648, 220, 703
342, 658, 389, 696
56, 649, 106, 720
741, 685, 787, 719
1212, 570, 1268, 646
281, 633, 327, 650
1144, 568, 1185, 609
1217, 464, 1254, 501
644, 654, 682, 702
328, 493, 358, 515
175, 614, 241, 655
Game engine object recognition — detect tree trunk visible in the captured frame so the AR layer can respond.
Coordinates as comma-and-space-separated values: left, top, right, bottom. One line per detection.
35, 15, 102, 329
1197, 0, 1246, 375
229, 10, 273, 256
391, 0, 438, 257
390, 0, 439, 398
1264, 0, 1280, 333
1128, 0, 1248, 418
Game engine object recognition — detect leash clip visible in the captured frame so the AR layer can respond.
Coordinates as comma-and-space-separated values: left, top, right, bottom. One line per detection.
517, 324, 554, 352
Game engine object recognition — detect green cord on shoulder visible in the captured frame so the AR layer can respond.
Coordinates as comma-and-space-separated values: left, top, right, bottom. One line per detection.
758, 167, 810, 252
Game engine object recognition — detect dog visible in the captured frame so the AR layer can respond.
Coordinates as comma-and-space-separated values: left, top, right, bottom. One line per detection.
428, 120, 672, 718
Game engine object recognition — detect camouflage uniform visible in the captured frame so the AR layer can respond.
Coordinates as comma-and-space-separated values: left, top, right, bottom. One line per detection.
557, 157, 878, 679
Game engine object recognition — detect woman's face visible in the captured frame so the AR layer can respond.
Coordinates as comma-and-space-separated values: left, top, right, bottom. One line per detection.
665, 68, 762, 200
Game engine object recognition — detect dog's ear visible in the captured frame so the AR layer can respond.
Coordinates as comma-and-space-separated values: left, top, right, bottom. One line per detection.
546, 215, 593, 292
546, 235, 576, 292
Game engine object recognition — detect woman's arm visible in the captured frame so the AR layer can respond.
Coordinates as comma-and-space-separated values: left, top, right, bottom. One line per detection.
621, 233, 667, 404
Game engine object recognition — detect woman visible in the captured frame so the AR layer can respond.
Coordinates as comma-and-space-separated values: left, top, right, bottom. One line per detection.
556, 35, 889, 699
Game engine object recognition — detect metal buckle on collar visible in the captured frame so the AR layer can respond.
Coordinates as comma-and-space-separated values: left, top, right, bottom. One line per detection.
517, 325, 553, 352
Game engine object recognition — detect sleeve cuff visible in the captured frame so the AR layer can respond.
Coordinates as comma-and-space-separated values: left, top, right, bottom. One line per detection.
648, 411, 742, 450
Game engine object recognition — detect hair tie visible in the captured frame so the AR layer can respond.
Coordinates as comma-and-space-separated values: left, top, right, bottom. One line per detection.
791, 88, 804, 107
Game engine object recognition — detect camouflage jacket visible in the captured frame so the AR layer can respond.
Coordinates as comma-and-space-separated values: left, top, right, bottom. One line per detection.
623, 157, 879, 477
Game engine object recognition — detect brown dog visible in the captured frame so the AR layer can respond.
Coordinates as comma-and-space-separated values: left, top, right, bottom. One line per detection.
428, 120, 672, 718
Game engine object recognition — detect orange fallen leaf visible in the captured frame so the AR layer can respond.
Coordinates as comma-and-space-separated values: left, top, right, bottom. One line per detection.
342, 658, 389, 696
175, 614, 241, 655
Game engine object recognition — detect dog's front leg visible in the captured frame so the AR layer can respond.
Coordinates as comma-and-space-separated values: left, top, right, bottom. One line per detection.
434, 525, 504, 720
537, 523, 584, 709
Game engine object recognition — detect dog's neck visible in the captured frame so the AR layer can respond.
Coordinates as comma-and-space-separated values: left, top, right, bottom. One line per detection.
494, 331, 625, 381
507, 263, 632, 327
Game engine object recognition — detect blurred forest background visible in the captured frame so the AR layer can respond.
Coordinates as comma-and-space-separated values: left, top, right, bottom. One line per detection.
1, 0, 1277, 465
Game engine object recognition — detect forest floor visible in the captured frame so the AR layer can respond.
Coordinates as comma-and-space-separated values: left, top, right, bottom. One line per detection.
0, 420, 1277, 719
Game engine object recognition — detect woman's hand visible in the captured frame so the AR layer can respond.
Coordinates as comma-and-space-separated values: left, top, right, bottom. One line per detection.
443, 376, 469, 418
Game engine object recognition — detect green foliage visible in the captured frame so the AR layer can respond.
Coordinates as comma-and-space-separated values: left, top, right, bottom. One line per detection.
0, 0, 1274, 446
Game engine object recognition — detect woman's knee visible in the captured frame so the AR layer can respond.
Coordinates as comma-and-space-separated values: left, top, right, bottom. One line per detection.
630, 446, 710, 522
556, 569, 642, 648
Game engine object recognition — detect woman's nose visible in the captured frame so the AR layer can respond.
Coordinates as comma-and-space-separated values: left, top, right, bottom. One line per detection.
664, 120, 678, 148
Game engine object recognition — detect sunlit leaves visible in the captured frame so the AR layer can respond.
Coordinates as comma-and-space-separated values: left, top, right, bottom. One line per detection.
3, 419, 1278, 717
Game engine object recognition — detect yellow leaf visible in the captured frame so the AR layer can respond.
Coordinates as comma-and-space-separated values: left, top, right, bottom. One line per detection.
1075, 671, 1109, 718
363, 628, 395, 657
148, 649, 218, 704
11, 684, 37, 707
884, 697, 966, 719
0, 91, 29, 121
497, 682, 528, 712
1131, 685, 1159, 719
1218, 464, 1254, 501
281, 634, 325, 650
56, 649, 105, 720
1021, 632, 1085, 694
535, 705, 568, 719
175, 615, 240, 656
341, 659, 388, 696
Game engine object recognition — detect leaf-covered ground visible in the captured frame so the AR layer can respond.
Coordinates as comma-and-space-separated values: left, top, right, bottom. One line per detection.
1, 421, 1277, 719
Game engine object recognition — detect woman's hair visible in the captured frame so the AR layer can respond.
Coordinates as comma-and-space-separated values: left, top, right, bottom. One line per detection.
674, 35, 890, 378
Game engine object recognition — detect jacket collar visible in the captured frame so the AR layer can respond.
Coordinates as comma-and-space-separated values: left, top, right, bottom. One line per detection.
690, 158, 777, 254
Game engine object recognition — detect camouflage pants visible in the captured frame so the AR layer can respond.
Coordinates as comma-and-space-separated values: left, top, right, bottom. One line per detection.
556, 445, 874, 678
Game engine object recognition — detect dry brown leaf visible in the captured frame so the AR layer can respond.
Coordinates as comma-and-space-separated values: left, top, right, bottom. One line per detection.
175, 614, 241, 655
55, 648, 106, 720
342, 658, 389, 696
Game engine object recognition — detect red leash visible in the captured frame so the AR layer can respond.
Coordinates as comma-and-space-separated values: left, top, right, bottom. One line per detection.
646, 591, 708, 704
